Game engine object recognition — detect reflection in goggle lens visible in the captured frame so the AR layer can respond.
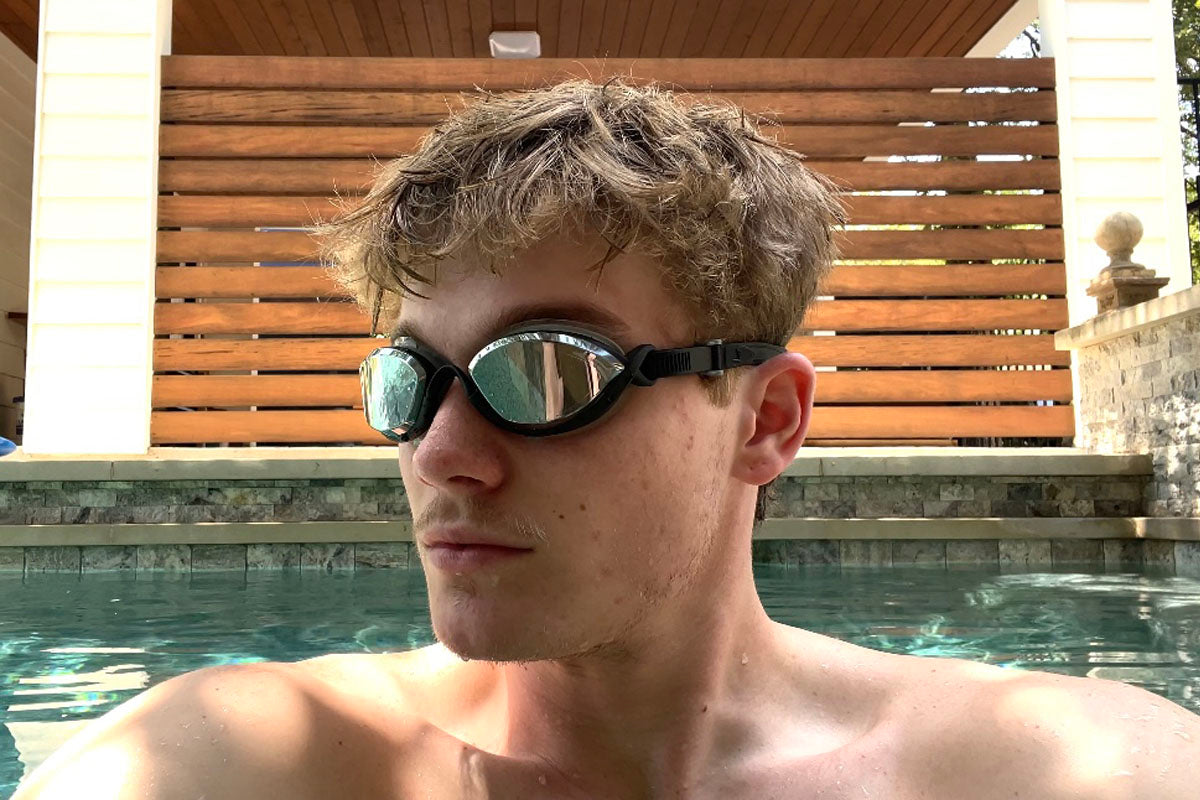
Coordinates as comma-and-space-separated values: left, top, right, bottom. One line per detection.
471, 337, 625, 424
361, 349, 423, 434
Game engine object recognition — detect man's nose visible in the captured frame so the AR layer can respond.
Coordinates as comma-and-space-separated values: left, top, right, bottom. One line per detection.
409, 379, 506, 494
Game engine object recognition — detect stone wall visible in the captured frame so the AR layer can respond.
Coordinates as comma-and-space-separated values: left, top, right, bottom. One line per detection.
4, 537, 1196, 576
0, 473, 1147, 526
1067, 288, 1200, 516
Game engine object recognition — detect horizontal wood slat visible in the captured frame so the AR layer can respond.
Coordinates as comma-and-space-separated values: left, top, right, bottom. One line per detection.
161, 89, 1057, 125
157, 193, 1066, 228
161, 56, 1058, 91
151, 370, 1072, 408
154, 374, 362, 407
158, 158, 1061, 194
155, 264, 1068, 300
154, 335, 1070, 371
153, 298, 1067, 335
157, 267, 337, 297
154, 56, 1069, 445
156, 228, 1066, 264
149, 404, 1075, 443
160, 123, 1060, 158
843, 194, 1062, 226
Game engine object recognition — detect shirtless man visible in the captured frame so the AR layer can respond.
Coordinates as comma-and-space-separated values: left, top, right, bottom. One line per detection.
16, 80, 1200, 799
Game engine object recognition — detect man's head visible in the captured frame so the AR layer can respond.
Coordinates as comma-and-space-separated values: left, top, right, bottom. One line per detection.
322, 79, 842, 661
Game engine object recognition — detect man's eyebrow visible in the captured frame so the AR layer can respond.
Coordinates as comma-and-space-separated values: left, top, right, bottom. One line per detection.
389, 301, 634, 348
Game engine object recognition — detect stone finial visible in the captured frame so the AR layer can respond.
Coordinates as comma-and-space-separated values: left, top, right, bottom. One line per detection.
1094, 211, 1143, 267
1086, 211, 1169, 314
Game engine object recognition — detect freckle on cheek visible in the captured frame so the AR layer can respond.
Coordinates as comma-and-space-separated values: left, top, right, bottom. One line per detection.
579, 503, 586, 511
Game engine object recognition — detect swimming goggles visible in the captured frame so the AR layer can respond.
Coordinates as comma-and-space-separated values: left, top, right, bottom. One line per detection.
359, 321, 786, 442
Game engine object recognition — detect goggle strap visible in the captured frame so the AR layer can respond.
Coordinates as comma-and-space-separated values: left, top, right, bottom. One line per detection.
637, 341, 786, 383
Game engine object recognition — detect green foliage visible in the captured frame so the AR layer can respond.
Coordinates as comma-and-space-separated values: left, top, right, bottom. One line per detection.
1175, 0, 1199, 283
1175, 0, 1199, 78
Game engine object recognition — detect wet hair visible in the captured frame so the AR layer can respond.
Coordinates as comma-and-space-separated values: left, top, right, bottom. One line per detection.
319, 78, 844, 524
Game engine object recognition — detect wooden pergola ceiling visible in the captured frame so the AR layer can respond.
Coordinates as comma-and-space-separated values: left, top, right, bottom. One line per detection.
1, 0, 1020, 61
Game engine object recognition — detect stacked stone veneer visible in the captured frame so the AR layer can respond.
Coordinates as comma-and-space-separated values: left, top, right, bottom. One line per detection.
0, 473, 1146, 527
2, 471, 1184, 574
1071, 289, 1200, 517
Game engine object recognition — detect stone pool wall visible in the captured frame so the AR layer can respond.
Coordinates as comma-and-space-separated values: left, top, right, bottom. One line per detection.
4, 536, 1196, 576
3, 468, 1195, 575
0, 472, 1148, 527
1060, 284, 1200, 517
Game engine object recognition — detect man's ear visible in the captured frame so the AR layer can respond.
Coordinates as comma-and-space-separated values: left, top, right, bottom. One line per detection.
730, 352, 816, 486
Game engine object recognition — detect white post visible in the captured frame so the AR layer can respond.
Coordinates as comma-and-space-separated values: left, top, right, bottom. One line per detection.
1038, 0, 1189, 447
1038, 0, 1191, 327
22, 0, 171, 454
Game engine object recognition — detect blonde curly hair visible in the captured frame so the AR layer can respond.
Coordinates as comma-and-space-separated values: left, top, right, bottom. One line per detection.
319, 78, 844, 521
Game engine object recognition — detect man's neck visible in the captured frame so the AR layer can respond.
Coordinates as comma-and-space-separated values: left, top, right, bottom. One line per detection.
483, 557, 793, 797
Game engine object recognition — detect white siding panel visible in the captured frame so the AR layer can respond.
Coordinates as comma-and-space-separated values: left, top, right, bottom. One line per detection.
28, 325, 148, 368
44, 0, 161, 35
37, 198, 151, 239
30, 283, 150, 326
42, 34, 153, 76
1070, 119, 1164, 157
24, 365, 149, 408
38, 157, 151, 198
1062, 39, 1157, 78
33, 239, 152, 283
1070, 157, 1165, 197
1067, 78, 1160, 119
41, 75, 155, 117
22, 403, 149, 451
39, 116, 149, 157
1063, 2, 1156, 39
24, 0, 171, 453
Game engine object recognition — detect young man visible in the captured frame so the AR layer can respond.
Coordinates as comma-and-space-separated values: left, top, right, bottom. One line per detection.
17, 80, 1199, 799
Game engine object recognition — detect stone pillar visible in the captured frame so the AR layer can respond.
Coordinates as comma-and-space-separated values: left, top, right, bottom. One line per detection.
22, 0, 172, 454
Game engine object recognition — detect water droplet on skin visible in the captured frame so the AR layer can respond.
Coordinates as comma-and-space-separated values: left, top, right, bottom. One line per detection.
741, 654, 749, 665
1173, 731, 1192, 741
538, 775, 547, 786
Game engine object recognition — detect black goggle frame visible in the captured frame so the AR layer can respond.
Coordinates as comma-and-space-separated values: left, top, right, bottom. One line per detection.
361, 323, 786, 442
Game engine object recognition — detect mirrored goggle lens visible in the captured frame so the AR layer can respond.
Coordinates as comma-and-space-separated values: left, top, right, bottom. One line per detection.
469, 334, 625, 425
360, 349, 424, 435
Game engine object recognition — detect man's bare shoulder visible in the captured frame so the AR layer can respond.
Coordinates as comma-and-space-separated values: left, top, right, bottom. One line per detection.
12, 655, 437, 800
889, 655, 1200, 799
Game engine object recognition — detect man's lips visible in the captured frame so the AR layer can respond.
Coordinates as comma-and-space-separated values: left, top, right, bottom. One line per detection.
419, 527, 535, 572
418, 526, 535, 551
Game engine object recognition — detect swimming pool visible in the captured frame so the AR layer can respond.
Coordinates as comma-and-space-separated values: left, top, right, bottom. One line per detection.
3, 564, 1199, 796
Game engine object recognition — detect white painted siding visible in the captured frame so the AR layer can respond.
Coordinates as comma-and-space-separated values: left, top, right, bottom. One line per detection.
22, 0, 171, 454
1039, 0, 1192, 328
0, 32, 34, 443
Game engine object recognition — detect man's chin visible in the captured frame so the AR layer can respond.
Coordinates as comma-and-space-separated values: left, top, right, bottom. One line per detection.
430, 607, 587, 663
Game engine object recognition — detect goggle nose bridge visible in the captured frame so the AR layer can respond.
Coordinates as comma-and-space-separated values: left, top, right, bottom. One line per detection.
420, 360, 491, 423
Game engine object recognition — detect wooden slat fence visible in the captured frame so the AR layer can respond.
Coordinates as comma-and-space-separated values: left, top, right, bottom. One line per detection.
155, 56, 1071, 446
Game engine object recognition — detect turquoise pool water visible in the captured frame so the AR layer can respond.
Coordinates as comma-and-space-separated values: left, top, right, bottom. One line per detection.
3, 564, 1199, 796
